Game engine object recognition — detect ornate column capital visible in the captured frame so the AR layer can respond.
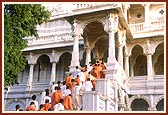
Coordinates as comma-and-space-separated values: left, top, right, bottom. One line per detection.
72, 19, 82, 38
118, 28, 126, 47
145, 39, 153, 55
124, 46, 130, 57
28, 52, 37, 65
50, 50, 59, 63
108, 12, 119, 32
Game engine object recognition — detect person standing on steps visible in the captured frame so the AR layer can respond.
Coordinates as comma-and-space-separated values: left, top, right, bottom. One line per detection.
15, 104, 23, 111
72, 83, 82, 110
53, 99, 64, 111
27, 95, 39, 110
72, 66, 81, 78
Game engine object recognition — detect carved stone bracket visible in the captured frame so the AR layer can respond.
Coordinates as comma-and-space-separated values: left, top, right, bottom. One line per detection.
108, 11, 119, 32
145, 39, 153, 55
27, 53, 38, 65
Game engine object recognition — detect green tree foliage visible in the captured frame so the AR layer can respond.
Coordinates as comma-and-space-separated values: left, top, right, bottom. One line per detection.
4, 4, 51, 86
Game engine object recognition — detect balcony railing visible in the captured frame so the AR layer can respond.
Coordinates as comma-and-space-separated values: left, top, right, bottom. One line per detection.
25, 33, 74, 45
128, 22, 144, 32
128, 20, 164, 33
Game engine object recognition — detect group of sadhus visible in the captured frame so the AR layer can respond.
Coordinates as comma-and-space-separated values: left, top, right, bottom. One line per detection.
23, 60, 106, 111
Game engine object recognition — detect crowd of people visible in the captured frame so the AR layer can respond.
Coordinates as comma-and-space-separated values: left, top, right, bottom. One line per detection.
15, 60, 107, 111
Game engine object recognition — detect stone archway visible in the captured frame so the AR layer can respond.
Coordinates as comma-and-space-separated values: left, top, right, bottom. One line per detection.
5, 99, 25, 111
153, 42, 164, 75
130, 45, 147, 76
131, 98, 149, 111
56, 52, 72, 81
80, 50, 95, 67
134, 55, 147, 76
156, 98, 164, 111
18, 59, 29, 84
34, 54, 51, 83
83, 21, 108, 64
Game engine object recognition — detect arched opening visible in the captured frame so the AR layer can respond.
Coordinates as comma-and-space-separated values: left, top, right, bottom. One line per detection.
6, 101, 25, 111
131, 98, 149, 111
130, 45, 146, 76
34, 54, 51, 83
156, 99, 164, 111
154, 54, 164, 75
56, 52, 71, 81
80, 50, 95, 67
83, 21, 108, 64
154, 42, 164, 75
18, 59, 29, 84
103, 49, 108, 63
134, 55, 147, 76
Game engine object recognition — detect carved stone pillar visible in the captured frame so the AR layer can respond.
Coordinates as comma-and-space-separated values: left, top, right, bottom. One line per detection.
27, 64, 35, 87
26, 53, 37, 90
114, 80, 118, 111
105, 11, 119, 79
50, 50, 59, 85
124, 46, 130, 77
117, 29, 126, 68
143, 4, 151, 29
146, 40, 153, 80
70, 19, 80, 71
85, 47, 92, 65
123, 3, 130, 22
50, 62, 56, 84
130, 61, 134, 77
148, 95, 157, 111
107, 25, 116, 63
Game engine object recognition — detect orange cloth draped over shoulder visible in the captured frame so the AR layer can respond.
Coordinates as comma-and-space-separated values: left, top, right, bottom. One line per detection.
52, 90, 62, 106
69, 82, 76, 91
63, 95, 73, 110
26, 105, 36, 111
44, 103, 52, 111
66, 75, 74, 86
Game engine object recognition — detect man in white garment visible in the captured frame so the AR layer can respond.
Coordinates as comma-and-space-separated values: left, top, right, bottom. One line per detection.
65, 86, 71, 97
78, 70, 86, 88
72, 84, 82, 110
41, 89, 51, 105
72, 66, 81, 78
51, 81, 58, 95
82, 78, 93, 91
53, 99, 64, 111
27, 95, 39, 110
60, 81, 66, 98
87, 62, 93, 72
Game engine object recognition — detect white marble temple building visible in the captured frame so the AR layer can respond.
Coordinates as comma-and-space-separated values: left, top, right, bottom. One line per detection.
3, 2, 165, 112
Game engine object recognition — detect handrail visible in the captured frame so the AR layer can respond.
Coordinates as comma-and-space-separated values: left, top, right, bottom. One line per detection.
128, 20, 164, 33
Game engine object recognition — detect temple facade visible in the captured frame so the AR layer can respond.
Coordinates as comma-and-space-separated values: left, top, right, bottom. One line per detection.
4, 2, 165, 111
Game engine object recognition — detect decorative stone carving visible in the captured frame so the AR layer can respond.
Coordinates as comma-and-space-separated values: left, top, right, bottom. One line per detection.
50, 50, 59, 63
146, 39, 152, 55
27, 53, 38, 65
80, 14, 108, 32
108, 12, 119, 32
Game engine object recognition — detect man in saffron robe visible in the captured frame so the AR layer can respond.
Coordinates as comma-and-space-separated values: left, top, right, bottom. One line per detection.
74, 75, 80, 86
63, 94, 73, 110
69, 79, 76, 92
52, 87, 62, 106
65, 73, 74, 87
43, 99, 52, 111
100, 62, 106, 78
26, 102, 36, 111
